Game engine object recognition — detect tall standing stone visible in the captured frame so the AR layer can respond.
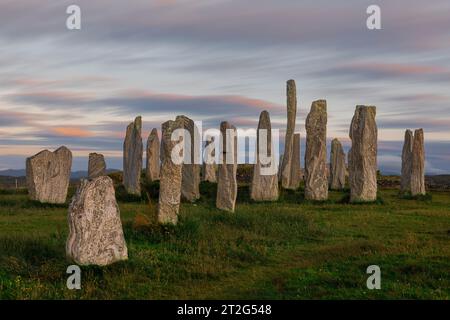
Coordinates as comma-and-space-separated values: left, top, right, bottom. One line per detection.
251, 111, 278, 201
348, 106, 378, 202
123, 116, 143, 195
26, 146, 72, 204
400, 130, 413, 193
66, 176, 128, 266
146, 128, 160, 182
330, 138, 346, 190
177, 115, 201, 202
280, 79, 298, 189
216, 121, 237, 212
202, 136, 217, 183
291, 133, 302, 189
411, 129, 426, 196
88, 153, 106, 179
304, 100, 328, 200
158, 118, 184, 224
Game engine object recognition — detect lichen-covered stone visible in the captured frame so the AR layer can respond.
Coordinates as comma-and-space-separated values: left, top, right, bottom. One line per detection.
250, 111, 278, 201
400, 130, 413, 193
304, 100, 328, 200
123, 116, 143, 195
158, 118, 184, 224
177, 115, 201, 202
411, 129, 426, 196
280, 79, 299, 189
216, 121, 237, 212
146, 128, 160, 182
66, 176, 128, 266
330, 138, 346, 190
26, 146, 72, 204
88, 153, 106, 179
348, 106, 378, 202
202, 136, 217, 183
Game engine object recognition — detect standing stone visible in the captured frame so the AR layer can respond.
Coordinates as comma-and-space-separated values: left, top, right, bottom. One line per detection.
177, 115, 201, 202
411, 129, 426, 196
250, 111, 278, 201
304, 100, 328, 200
280, 79, 298, 189
290, 133, 302, 189
66, 176, 128, 266
26, 146, 72, 204
123, 116, 143, 195
330, 138, 346, 190
348, 106, 378, 202
158, 118, 184, 224
146, 128, 160, 182
202, 136, 217, 183
400, 130, 414, 193
216, 121, 237, 212
88, 153, 106, 179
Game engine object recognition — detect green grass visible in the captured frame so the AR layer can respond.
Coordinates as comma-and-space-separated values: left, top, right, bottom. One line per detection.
0, 184, 449, 299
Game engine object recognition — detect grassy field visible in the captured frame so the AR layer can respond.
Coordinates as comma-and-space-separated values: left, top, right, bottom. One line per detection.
0, 183, 449, 299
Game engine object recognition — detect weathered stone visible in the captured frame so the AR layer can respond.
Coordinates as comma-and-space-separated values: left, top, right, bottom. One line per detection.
158, 119, 184, 224
290, 133, 302, 189
26, 146, 72, 204
250, 111, 278, 201
280, 79, 298, 189
146, 128, 160, 182
66, 176, 128, 266
216, 121, 237, 212
400, 130, 413, 193
177, 115, 201, 202
330, 138, 346, 190
411, 129, 426, 196
123, 116, 143, 195
348, 106, 378, 202
202, 136, 217, 183
304, 100, 328, 200
88, 153, 106, 179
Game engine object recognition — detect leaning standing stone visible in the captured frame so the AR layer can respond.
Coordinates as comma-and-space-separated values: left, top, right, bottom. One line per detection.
202, 136, 217, 183
146, 128, 160, 182
26, 146, 72, 204
280, 79, 299, 189
348, 106, 378, 202
216, 121, 238, 212
177, 115, 201, 202
158, 118, 184, 224
411, 129, 426, 196
400, 130, 413, 193
304, 100, 328, 200
330, 138, 346, 190
66, 176, 128, 266
88, 153, 106, 179
123, 116, 143, 195
250, 111, 278, 201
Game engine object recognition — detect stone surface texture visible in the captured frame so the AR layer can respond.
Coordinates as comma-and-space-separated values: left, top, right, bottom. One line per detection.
66, 176, 128, 266
88, 153, 106, 179
146, 128, 160, 182
26, 146, 72, 204
330, 138, 346, 190
123, 116, 143, 195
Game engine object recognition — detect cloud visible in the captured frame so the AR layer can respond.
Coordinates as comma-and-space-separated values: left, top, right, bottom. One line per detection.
51, 127, 94, 138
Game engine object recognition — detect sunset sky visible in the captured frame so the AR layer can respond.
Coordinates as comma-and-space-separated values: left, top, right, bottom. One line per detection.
1, 0, 449, 173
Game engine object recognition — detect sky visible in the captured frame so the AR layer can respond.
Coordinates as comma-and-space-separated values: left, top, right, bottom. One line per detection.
0, 0, 449, 174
